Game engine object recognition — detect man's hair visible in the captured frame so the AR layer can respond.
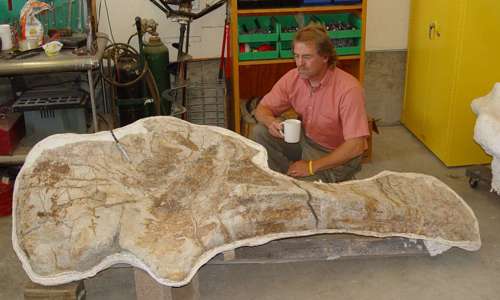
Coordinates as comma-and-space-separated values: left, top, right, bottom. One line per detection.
293, 23, 337, 67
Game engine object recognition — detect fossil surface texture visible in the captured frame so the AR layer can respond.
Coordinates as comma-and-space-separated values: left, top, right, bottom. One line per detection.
472, 82, 500, 194
13, 117, 481, 287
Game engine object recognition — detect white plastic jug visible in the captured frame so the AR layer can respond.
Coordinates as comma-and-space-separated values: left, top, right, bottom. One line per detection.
0, 24, 13, 51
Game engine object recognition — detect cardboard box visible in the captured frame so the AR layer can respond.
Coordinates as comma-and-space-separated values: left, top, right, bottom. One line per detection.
0, 113, 25, 155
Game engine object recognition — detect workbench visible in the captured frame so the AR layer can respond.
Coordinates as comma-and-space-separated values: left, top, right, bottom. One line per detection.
134, 234, 429, 300
0, 33, 108, 164
24, 233, 429, 299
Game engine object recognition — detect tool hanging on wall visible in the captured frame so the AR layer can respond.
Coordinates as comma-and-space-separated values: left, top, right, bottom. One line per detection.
77, 0, 82, 31
66, 0, 72, 32
51, 1, 56, 28
218, 3, 231, 81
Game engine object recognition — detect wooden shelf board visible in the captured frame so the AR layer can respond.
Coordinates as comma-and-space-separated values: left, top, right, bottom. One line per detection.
237, 4, 362, 15
337, 55, 361, 61
238, 55, 360, 66
239, 59, 295, 66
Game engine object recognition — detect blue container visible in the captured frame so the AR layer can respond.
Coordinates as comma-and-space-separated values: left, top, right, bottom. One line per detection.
332, 0, 361, 4
280, 0, 302, 7
302, 0, 332, 6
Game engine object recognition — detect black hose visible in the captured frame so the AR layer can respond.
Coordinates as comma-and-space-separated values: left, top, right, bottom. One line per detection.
127, 32, 138, 45
102, 43, 146, 87
101, 42, 161, 116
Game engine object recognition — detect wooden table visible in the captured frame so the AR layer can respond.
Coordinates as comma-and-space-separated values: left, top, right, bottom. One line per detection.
135, 234, 429, 300
23, 233, 429, 299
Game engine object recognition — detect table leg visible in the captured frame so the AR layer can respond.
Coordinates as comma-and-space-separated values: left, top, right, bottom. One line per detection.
88, 69, 98, 132
100, 64, 109, 114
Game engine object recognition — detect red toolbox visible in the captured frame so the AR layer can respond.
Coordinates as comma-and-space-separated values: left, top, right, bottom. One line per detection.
0, 113, 25, 155
0, 180, 13, 217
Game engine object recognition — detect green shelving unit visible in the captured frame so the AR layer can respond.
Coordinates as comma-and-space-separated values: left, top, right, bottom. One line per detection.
238, 15, 280, 60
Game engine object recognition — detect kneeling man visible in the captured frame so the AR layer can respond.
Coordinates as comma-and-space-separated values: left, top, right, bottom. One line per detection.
252, 24, 370, 183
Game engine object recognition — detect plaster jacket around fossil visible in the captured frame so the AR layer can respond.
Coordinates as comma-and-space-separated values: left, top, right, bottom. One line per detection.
472, 82, 500, 195
12, 116, 481, 287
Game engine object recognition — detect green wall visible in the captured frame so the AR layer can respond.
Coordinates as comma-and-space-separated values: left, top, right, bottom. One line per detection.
0, 0, 27, 23
1, 0, 85, 32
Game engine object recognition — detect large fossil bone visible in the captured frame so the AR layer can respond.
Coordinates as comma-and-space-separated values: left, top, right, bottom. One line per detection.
12, 117, 480, 287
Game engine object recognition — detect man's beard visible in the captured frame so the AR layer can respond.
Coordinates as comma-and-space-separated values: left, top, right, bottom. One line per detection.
298, 68, 310, 78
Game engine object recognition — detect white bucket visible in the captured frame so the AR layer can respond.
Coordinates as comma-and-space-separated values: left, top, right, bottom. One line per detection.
0, 24, 13, 51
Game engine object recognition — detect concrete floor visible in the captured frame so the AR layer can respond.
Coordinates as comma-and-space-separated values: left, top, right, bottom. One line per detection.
1, 125, 500, 300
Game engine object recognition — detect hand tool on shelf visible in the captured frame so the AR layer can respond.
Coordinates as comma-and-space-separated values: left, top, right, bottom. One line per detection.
51, 1, 56, 28
254, 18, 270, 34
77, 0, 82, 31
241, 24, 250, 34
66, 0, 73, 33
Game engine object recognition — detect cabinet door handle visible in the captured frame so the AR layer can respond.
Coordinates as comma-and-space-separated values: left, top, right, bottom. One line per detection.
428, 22, 436, 39
429, 21, 441, 39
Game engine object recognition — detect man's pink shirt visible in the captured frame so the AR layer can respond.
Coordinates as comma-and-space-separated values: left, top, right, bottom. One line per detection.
261, 67, 370, 150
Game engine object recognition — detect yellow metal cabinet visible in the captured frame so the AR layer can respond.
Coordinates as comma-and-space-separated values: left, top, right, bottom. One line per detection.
402, 0, 500, 166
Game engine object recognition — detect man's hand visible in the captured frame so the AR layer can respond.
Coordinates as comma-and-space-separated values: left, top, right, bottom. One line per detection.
255, 103, 285, 139
268, 119, 284, 138
287, 160, 309, 178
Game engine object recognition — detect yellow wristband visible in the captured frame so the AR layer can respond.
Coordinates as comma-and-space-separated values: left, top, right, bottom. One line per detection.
308, 160, 314, 176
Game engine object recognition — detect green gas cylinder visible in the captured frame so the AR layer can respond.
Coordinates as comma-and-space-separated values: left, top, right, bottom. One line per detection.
143, 33, 171, 115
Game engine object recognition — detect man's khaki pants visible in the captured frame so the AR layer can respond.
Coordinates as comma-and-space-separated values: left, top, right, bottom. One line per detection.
251, 123, 362, 183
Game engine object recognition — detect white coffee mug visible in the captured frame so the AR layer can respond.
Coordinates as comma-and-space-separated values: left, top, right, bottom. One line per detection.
280, 119, 301, 143
0, 24, 13, 51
